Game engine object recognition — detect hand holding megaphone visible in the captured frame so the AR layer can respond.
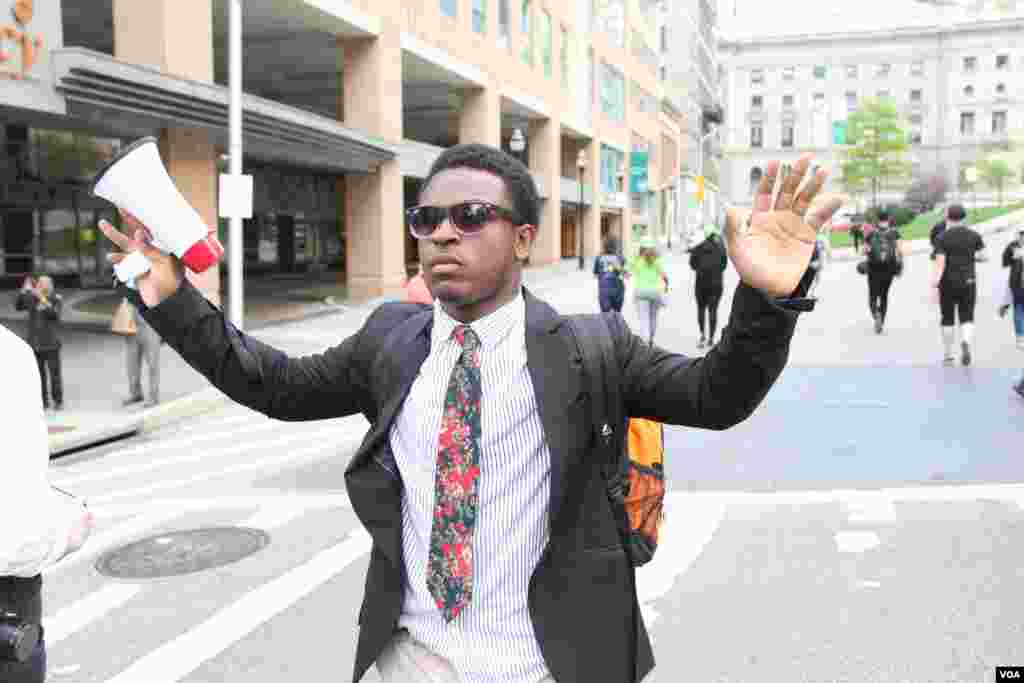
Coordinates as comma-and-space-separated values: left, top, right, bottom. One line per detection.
99, 212, 185, 308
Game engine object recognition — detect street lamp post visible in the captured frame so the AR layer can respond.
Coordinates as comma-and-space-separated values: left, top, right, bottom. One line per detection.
577, 150, 586, 270
509, 128, 526, 164
697, 126, 719, 240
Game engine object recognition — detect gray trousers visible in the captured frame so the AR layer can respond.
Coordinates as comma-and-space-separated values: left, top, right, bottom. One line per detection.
376, 631, 556, 683
634, 293, 664, 344
126, 330, 160, 401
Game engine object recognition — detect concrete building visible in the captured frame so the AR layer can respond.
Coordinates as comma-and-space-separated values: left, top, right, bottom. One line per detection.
658, 0, 723, 245
718, 17, 1024, 210
0, 0, 684, 302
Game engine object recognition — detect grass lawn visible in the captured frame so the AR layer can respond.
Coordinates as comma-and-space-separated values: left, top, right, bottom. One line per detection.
829, 201, 1024, 249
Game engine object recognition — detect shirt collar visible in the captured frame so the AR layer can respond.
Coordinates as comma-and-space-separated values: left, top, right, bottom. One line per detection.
431, 289, 525, 352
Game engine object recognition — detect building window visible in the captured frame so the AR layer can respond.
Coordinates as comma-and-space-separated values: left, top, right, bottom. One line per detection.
993, 110, 1007, 135
600, 144, 625, 194
996, 54, 1009, 70
472, 0, 486, 32
910, 60, 924, 76
540, 10, 552, 76
876, 63, 891, 78
560, 26, 570, 87
749, 167, 763, 193
813, 92, 825, 110
751, 95, 763, 109
659, 65, 666, 82
782, 94, 794, 108
441, 0, 456, 18
782, 66, 795, 81
750, 69, 764, 85
996, 82, 1006, 96
876, 90, 890, 100
963, 84, 974, 97
781, 125, 794, 148
813, 65, 827, 79
498, 0, 510, 47
960, 111, 975, 135
845, 64, 858, 79
909, 114, 923, 126
599, 61, 625, 122
963, 56, 976, 72
520, 0, 533, 65
660, 25, 668, 53
846, 91, 858, 111
910, 89, 922, 103
596, 0, 625, 48
750, 125, 763, 148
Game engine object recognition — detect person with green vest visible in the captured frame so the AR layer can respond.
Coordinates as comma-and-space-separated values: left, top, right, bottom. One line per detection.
628, 236, 669, 345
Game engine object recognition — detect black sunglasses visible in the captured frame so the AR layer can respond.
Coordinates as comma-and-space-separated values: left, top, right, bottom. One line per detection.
406, 201, 521, 239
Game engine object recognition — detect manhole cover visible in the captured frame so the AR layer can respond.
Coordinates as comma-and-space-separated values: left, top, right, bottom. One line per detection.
96, 527, 269, 579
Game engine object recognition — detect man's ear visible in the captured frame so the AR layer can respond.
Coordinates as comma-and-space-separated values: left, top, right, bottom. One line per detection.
513, 224, 537, 262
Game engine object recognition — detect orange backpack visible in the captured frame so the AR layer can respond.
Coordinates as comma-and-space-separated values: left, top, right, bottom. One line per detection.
568, 316, 666, 567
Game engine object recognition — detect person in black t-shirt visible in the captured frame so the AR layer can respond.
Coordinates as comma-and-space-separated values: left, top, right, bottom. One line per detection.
689, 225, 728, 348
931, 203, 987, 366
929, 219, 947, 261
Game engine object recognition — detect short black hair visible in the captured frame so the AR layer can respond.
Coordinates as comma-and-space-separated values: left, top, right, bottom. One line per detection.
876, 209, 890, 222
421, 144, 540, 229
947, 203, 966, 222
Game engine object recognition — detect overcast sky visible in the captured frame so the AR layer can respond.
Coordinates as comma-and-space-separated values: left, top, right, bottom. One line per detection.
718, 0, 1023, 39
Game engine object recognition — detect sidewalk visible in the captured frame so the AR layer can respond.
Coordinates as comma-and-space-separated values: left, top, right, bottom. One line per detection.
0, 256, 592, 455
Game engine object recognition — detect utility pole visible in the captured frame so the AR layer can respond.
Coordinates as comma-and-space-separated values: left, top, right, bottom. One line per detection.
227, 0, 244, 329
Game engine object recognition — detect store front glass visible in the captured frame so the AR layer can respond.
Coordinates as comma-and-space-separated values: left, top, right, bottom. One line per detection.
0, 125, 124, 288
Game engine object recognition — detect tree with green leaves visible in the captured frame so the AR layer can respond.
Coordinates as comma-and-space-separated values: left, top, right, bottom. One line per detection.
979, 157, 1014, 206
840, 98, 912, 209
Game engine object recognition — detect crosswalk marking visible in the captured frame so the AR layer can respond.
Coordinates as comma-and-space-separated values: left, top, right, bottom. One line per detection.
103, 527, 373, 683
45, 583, 142, 645
53, 425, 358, 489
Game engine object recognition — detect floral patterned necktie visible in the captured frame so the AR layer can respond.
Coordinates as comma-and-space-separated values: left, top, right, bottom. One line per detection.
427, 325, 483, 623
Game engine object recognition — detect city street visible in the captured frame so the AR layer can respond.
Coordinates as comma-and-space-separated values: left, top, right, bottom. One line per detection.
41, 229, 1023, 683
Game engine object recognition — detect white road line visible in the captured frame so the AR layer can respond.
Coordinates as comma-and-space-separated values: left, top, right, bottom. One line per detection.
86, 439, 358, 504
45, 583, 142, 645
44, 510, 183, 576
835, 531, 881, 554
676, 483, 1024, 507
103, 527, 373, 683
91, 494, 352, 518
53, 426, 355, 489
240, 505, 308, 531
637, 493, 727, 635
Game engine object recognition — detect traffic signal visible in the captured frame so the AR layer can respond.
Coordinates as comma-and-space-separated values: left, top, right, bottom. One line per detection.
696, 175, 705, 201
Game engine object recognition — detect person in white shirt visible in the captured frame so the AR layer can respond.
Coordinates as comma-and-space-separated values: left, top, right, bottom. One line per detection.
0, 325, 93, 682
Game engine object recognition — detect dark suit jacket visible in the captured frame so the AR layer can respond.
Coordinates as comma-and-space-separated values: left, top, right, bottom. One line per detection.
137, 280, 799, 683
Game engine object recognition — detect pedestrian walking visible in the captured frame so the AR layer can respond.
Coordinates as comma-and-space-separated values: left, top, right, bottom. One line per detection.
929, 218, 947, 261
0, 324, 93, 683
99, 147, 840, 683
593, 236, 626, 313
850, 221, 864, 253
404, 263, 434, 305
15, 275, 64, 410
629, 236, 669, 345
122, 301, 162, 408
931, 204, 986, 366
863, 209, 903, 334
998, 225, 1024, 396
689, 225, 727, 349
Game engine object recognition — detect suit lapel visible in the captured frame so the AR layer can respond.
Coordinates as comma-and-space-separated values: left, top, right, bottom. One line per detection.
523, 290, 586, 530
345, 309, 433, 567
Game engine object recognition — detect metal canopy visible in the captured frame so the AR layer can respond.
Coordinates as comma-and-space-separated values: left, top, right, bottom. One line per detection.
51, 48, 396, 174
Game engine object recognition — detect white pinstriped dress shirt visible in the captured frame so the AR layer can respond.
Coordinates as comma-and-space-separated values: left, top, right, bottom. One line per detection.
388, 291, 553, 683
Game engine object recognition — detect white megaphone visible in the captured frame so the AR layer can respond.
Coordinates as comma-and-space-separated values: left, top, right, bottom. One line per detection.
91, 137, 224, 274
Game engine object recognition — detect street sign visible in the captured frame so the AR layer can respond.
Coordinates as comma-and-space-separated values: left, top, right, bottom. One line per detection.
696, 175, 705, 201
630, 150, 649, 194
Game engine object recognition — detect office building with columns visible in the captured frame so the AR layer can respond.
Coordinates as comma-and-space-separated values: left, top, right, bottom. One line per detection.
0, 0, 686, 302
718, 16, 1024, 211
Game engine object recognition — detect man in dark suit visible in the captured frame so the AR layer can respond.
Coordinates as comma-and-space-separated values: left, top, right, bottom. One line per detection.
99, 146, 841, 683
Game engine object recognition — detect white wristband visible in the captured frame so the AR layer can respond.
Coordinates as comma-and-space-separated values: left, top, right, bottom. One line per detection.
114, 251, 153, 290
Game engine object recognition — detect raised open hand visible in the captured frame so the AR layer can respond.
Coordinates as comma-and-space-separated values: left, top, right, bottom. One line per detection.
725, 153, 845, 298
99, 210, 185, 308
